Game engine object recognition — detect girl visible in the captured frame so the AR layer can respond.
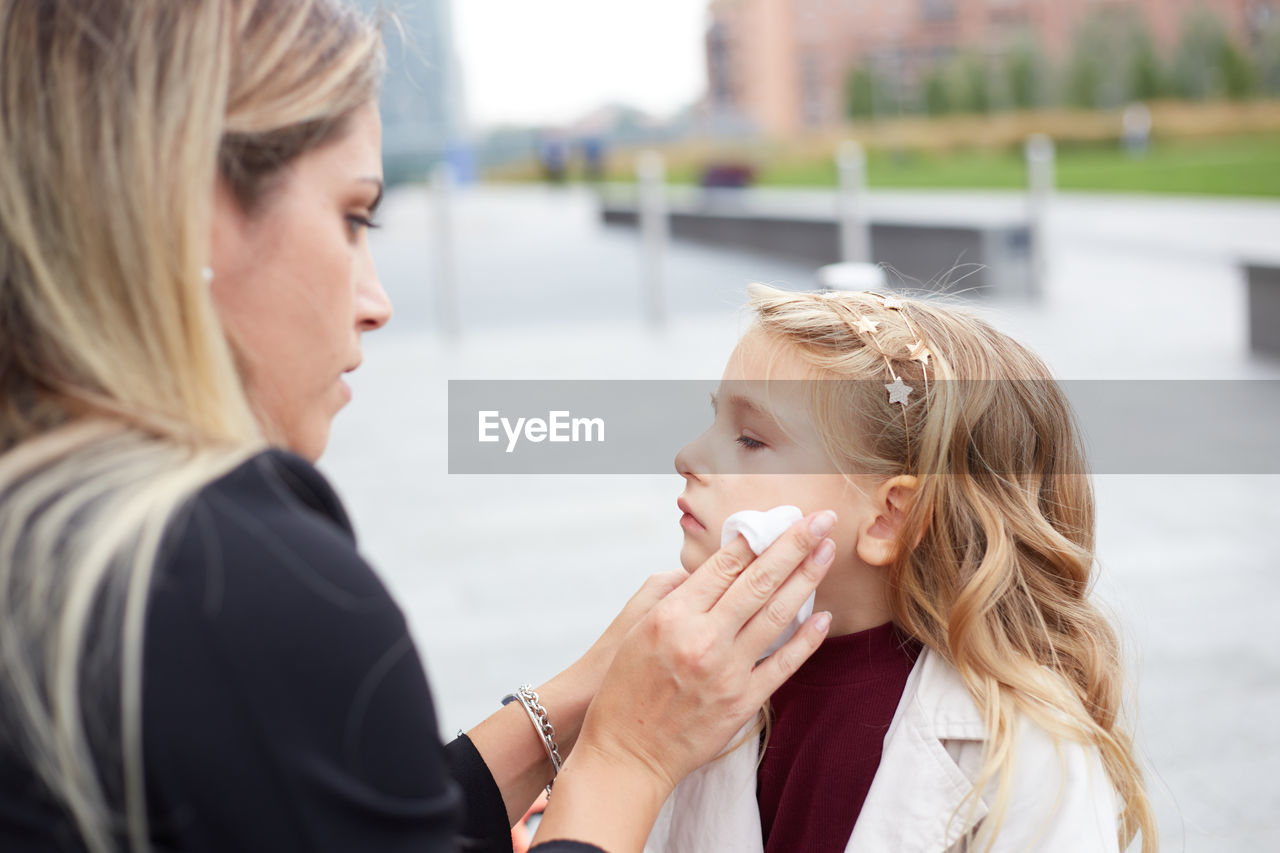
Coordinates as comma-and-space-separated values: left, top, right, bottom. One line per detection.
664, 283, 1156, 852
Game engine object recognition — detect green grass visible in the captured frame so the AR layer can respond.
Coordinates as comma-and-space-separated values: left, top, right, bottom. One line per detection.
743, 133, 1280, 197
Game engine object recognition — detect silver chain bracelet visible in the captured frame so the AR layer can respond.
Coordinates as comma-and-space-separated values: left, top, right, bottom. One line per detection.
502, 684, 563, 795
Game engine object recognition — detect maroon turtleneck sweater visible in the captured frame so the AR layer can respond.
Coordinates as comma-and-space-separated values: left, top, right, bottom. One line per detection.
757, 621, 922, 852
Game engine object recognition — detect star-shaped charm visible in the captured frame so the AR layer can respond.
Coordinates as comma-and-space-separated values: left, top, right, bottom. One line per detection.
879, 295, 904, 309
855, 316, 880, 334
885, 377, 913, 405
907, 340, 931, 365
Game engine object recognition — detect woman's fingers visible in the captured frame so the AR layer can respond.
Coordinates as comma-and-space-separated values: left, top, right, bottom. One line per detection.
675, 510, 835, 617
671, 533, 758, 611
627, 567, 690, 612
574, 567, 691, 687
564, 510, 837, 796
736, 536, 835, 660
713, 510, 836, 630
747, 610, 832, 704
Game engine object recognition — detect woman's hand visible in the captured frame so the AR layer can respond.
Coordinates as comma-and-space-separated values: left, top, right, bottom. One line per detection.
533, 510, 837, 851
566, 566, 691, 702
466, 567, 690, 825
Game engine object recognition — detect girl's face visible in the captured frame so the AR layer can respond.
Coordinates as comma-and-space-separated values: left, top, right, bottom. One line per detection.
209, 102, 391, 461
674, 329, 878, 572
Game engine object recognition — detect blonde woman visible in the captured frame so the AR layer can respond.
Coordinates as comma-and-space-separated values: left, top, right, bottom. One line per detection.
0, 3, 838, 852
660, 284, 1158, 852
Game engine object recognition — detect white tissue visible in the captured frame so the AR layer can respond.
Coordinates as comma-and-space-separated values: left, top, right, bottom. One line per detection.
719, 505, 816, 660
719, 505, 804, 555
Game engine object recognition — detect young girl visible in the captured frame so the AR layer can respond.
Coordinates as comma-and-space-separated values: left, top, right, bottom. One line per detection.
659, 284, 1156, 852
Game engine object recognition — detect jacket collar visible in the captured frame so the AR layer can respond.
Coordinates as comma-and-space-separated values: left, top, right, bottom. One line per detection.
845, 648, 990, 853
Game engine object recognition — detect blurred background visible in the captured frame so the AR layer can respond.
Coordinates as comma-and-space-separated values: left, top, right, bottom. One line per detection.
321, 2, 1280, 850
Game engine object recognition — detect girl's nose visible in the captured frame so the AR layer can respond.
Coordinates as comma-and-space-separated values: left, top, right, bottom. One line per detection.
674, 433, 708, 481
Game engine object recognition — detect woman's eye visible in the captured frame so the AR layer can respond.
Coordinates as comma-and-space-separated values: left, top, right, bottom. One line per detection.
346, 214, 381, 236
736, 434, 766, 451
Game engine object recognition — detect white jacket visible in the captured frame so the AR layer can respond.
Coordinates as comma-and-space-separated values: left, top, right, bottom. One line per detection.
646, 648, 1121, 853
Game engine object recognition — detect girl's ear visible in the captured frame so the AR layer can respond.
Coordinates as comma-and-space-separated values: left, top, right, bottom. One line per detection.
854, 475, 920, 567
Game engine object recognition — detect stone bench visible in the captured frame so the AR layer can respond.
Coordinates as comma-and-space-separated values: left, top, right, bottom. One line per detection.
600, 197, 1036, 298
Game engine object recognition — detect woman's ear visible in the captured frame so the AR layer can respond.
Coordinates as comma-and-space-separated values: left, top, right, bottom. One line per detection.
854, 475, 919, 567
208, 176, 250, 290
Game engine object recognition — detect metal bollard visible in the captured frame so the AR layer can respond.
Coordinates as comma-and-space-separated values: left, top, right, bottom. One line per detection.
430, 161, 461, 340
636, 150, 668, 329
837, 140, 870, 264
1024, 133, 1055, 297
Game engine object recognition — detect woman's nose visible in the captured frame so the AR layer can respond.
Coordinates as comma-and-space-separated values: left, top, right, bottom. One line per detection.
357, 272, 392, 332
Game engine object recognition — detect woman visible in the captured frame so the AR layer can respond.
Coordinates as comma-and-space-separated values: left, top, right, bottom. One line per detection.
0, 2, 837, 851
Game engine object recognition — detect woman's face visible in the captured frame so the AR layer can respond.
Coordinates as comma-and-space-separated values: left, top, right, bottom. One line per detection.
209, 102, 391, 461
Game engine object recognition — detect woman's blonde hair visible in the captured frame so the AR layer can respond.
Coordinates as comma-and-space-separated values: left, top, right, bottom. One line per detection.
0, 1, 383, 850
746, 283, 1156, 852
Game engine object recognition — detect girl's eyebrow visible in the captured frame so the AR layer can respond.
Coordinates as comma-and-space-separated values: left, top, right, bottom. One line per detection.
712, 390, 777, 424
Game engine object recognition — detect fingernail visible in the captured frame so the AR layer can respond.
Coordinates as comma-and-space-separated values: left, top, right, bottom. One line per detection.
813, 611, 832, 634
809, 510, 836, 538
814, 538, 835, 566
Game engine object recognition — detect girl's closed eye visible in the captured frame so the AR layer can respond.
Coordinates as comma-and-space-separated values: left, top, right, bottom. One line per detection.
736, 433, 767, 451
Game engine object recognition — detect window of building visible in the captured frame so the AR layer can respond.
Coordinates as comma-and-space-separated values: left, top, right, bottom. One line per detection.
707, 22, 734, 107
801, 54, 825, 126
920, 0, 955, 21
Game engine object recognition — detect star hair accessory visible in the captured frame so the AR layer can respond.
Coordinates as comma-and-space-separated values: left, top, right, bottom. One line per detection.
886, 377, 913, 405
822, 289, 934, 460
862, 292, 932, 405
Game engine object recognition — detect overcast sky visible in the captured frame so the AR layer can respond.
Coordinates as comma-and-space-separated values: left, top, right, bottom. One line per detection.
452, 0, 710, 128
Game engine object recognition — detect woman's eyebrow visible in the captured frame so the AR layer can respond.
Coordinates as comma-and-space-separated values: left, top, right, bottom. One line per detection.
358, 176, 384, 213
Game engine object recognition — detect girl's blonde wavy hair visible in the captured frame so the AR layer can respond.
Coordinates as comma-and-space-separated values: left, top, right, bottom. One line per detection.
746, 282, 1156, 852
0, 1, 383, 850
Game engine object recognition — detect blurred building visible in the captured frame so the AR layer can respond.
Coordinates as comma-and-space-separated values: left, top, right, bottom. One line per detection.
705, 0, 1274, 135
354, 0, 466, 184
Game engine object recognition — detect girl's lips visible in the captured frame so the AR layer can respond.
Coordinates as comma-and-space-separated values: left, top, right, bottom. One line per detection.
678, 499, 706, 532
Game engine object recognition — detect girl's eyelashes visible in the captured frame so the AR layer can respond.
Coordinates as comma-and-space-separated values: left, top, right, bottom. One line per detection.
736, 434, 767, 451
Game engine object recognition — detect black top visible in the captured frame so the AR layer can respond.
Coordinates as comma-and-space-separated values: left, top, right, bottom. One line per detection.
0, 448, 602, 853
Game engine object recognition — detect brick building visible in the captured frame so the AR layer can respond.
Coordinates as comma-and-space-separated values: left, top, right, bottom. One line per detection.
705, 0, 1276, 135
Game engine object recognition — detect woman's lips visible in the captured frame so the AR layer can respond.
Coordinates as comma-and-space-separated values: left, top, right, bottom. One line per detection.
678, 498, 706, 532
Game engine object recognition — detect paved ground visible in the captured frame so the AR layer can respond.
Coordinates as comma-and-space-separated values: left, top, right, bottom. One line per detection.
320, 184, 1280, 852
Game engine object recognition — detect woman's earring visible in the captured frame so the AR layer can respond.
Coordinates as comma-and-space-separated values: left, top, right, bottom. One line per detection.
201, 266, 214, 284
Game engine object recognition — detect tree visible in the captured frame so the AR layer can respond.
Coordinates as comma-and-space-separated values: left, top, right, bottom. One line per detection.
1171, 7, 1255, 100
1067, 7, 1162, 108
962, 52, 992, 113
1006, 39, 1046, 110
1259, 21, 1280, 96
1131, 33, 1166, 100
923, 66, 953, 115
846, 65, 876, 119
1219, 39, 1257, 99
